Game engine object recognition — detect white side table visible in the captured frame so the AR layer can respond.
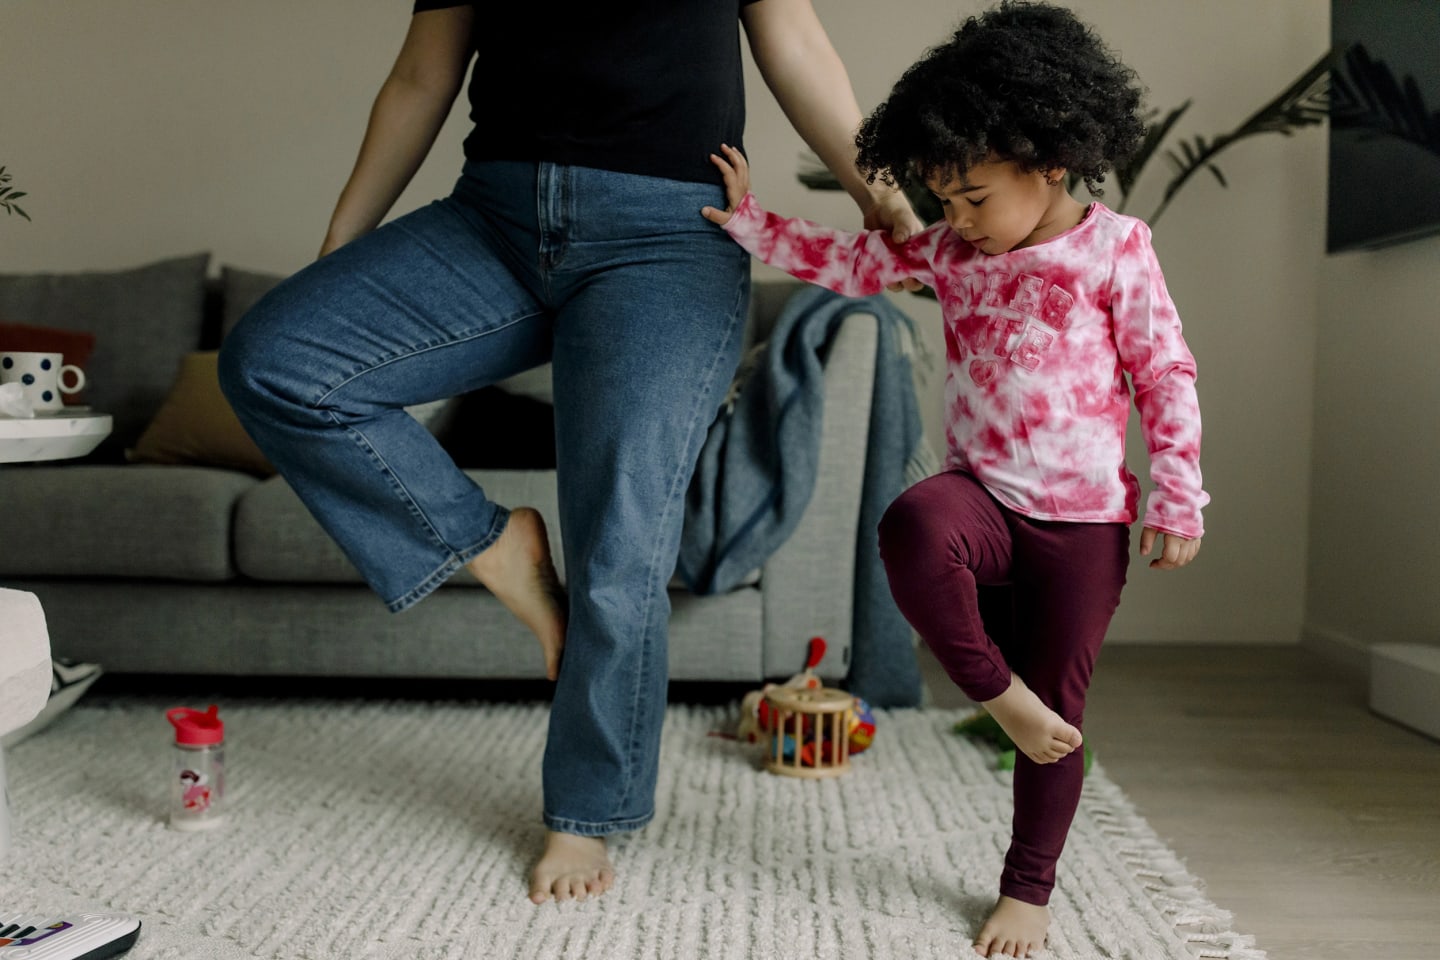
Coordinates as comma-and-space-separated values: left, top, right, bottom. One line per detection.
0, 411, 113, 463
0, 411, 112, 860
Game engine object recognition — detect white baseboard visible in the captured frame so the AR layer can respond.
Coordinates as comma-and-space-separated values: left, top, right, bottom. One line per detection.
1303, 626, 1440, 740
1370, 644, 1440, 742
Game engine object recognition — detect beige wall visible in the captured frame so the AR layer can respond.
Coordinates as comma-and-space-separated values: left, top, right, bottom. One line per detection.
1306, 235, 1440, 663
2, 0, 1337, 645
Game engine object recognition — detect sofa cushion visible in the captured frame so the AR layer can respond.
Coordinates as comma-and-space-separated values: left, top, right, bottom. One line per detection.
0, 253, 211, 460
234, 470, 565, 585
233, 469, 760, 590
494, 364, 554, 407
0, 464, 254, 580
128, 350, 276, 476
219, 264, 283, 340
437, 386, 556, 469
32, 581, 763, 681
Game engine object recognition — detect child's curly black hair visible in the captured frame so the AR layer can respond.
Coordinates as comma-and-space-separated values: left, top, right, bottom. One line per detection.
855, 1, 1147, 195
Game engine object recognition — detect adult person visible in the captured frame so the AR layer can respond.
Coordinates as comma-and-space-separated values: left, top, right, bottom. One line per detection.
218, 0, 923, 905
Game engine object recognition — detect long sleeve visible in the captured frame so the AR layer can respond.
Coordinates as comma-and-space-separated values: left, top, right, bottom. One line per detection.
1109, 221, 1208, 538
722, 193, 939, 297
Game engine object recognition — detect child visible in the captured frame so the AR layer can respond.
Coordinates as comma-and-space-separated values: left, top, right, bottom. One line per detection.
701, 2, 1207, 956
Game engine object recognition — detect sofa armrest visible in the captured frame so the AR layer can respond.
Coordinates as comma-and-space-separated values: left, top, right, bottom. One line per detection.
760, 308, 878, 683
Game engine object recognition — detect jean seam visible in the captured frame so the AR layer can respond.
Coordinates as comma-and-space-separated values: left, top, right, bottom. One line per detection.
543, 810, 655, 838
313, 311, 546, 409
385, 507, 510, 612
312, 318, 540, 611
617, 263, 749, 814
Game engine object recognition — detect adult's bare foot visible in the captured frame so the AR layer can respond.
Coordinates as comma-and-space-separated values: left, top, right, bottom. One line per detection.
465, 507, 567, 680
529, 831, 615, 903
980, 674, 1082, 764
973, 896, 1049, 957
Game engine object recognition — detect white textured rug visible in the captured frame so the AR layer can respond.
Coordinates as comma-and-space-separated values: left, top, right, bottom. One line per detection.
0, 698, 1263, 960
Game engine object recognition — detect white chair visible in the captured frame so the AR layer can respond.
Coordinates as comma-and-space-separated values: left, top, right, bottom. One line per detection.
0, 587, 52, 860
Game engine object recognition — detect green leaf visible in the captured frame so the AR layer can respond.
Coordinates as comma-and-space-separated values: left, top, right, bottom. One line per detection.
796, 149, 845, 191
797, 169, 844, 191
1146, 48, 1336, 223
1116, 100, 1192, 200
1331, 43, 1440, 160
953, 711, 1014, 749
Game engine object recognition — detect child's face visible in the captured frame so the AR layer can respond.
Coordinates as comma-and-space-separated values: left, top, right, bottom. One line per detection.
926, 159, 1070, 255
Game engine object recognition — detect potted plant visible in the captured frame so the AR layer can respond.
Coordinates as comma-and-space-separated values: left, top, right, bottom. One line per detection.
800, 49, 1336, 240
0, 166, 30, 221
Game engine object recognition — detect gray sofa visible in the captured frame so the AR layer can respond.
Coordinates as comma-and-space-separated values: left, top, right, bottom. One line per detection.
0, 256, 880, 686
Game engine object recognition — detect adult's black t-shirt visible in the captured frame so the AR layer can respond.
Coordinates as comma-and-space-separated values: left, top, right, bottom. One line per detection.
411, 1, 759, 184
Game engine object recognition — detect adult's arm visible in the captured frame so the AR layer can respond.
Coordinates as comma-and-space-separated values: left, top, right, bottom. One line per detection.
319, 7, 474, 256
740, 0, 923, 247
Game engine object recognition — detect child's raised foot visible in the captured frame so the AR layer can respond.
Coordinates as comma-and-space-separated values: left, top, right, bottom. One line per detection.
974, 895, 1049, 958
979, 674, 1081, 764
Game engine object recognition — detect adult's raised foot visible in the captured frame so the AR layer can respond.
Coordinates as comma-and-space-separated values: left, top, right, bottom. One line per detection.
529, 831, 614, 903
466, 506, 567, 680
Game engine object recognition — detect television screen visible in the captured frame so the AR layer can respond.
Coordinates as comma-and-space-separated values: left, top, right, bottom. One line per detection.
1327, 0, 1440, 252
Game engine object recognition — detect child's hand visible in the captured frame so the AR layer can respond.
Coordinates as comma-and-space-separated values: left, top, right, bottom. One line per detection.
1139, 528, 1201, 570
701, 143, 751, 226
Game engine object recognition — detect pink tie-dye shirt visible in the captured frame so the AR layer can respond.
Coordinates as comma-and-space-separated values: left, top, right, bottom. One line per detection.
723, 193, 1207, 538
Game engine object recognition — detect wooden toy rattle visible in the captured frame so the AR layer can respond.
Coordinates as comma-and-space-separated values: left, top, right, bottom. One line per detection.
762, 684, 856, 779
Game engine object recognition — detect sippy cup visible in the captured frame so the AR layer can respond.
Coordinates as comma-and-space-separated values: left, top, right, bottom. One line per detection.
165, 704, 226, 831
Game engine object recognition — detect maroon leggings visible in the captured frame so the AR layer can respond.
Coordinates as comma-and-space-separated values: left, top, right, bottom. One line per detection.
877, 471, 1129, 905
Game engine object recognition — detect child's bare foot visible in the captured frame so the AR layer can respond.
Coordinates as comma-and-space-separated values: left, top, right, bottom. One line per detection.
529, 831, 615, 903
980, 674, 1082, 764
974, 896, 1049, 957
465, 507, 567, 680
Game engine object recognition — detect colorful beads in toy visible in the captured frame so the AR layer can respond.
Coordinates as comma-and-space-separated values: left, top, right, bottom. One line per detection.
848, 697, 876, 754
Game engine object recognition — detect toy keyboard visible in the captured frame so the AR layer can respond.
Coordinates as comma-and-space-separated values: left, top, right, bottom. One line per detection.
0, 914, 140, 960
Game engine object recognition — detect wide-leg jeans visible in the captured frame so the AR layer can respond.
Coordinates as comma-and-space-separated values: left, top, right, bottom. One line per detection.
219, 160, 751, 835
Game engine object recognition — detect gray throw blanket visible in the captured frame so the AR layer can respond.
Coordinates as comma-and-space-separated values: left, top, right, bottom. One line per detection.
678, 286, 935, 708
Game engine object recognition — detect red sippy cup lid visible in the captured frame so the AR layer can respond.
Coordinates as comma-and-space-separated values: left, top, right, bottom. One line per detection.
167, 704, 224, 745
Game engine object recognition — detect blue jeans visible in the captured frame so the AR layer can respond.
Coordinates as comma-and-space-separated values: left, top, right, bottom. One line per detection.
219, 161, 750, 835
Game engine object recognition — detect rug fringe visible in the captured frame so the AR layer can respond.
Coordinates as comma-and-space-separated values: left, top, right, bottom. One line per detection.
1082, 769, 1269, 960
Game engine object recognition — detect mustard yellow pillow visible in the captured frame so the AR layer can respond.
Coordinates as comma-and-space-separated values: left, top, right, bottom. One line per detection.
128, 351, 276, 476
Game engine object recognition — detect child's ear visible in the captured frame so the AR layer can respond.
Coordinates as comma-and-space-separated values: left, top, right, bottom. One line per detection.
1044, 166, 1067, 187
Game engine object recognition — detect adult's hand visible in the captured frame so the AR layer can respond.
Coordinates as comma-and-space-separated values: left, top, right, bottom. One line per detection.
862, 191, 926, 292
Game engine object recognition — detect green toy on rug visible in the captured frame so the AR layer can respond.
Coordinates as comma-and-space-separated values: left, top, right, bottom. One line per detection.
953, 711, 1094, 775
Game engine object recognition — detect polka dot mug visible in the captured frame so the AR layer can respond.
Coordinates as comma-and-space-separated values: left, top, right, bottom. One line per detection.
0, 351, 86, 413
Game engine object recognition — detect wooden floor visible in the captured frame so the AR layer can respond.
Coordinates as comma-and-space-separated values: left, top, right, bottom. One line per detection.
918, 643, 1440, 960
